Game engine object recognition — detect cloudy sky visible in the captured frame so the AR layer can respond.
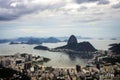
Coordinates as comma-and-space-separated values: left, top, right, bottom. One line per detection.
0, 0, 120, 39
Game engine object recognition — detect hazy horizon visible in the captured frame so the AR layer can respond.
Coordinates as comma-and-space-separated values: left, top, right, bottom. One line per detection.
0, 0, 120, 39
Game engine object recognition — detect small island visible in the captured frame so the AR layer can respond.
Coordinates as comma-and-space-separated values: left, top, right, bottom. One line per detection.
34, 45, 49, 50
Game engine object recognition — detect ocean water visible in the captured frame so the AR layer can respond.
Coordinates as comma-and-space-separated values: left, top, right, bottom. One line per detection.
0, 39, 119, 67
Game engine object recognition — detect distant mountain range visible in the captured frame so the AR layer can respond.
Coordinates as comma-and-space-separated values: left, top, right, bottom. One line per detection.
0, 39, 12, 43
0, 36, 119, 44
15, 37, 61, 43
0, 37, 61, 44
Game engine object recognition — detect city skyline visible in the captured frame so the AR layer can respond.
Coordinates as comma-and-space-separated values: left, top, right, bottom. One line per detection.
0, 0, 120, 39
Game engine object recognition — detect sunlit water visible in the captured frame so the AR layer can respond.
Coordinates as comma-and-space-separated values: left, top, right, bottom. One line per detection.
0, 39, 119, 67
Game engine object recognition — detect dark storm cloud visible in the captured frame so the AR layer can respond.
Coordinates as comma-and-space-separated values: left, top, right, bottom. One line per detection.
0, 0, 12, 8
75, 0, 98, 4
0, 15, 18, 21
97, 0, 110, 5
0, 0, 34, 21
0, 0, 113, 21
75, 0, 110, 5
0, 7, 39, 21
0, 0, 66, 21
112, 2, 120, 9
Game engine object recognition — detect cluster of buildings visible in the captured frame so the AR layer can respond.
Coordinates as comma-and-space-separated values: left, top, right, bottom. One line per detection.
0, 51, 120, 80
0, 53, 33, 70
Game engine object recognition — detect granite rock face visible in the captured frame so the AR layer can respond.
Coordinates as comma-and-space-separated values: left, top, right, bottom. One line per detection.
67, 35, 78, 45
76, 42, 97, 52
56, 35, 97, 52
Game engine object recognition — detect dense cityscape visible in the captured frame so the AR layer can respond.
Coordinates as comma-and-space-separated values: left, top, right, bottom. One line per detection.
0, 35, 120, 80
0, 49, 120, 80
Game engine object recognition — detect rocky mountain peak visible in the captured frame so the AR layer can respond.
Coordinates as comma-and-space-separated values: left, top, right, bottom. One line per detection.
67, 35, 77, 45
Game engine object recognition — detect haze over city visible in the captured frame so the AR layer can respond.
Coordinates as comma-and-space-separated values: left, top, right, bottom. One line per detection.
0, 0, 120, 39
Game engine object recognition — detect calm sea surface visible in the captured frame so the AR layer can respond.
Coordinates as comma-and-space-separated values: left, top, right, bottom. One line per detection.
0, 39, 119, 67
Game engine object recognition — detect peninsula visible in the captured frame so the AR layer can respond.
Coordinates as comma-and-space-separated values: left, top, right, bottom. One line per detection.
34, 35, 97, 58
